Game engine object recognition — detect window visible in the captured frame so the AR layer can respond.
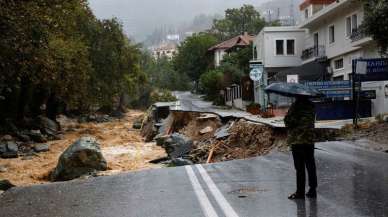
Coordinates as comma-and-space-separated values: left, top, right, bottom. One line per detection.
313, 33, 319, 47
351, 14, 358, 32
276, 40, 284, 55
334, 58, 344, 70
287, 40, 295, 55
275, 39, 295, 56
346, 14, 358, 37
329, 25, 335, 44
346, 17, 352, 37
304, 9, 309, 19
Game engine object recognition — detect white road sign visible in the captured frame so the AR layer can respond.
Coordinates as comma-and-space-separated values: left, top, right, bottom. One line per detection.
287, 74, 299, 83
250, 67, 263, 82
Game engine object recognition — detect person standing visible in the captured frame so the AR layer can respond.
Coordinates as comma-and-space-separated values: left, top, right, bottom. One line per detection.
284, 96, 317, 199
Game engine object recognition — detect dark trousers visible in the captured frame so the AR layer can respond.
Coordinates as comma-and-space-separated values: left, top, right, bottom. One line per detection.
292, 145, 317, 194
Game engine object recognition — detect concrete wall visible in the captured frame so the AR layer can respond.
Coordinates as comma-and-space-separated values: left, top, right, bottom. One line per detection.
253, 28, 306, 68
263, 31, 305, 68
362, 81, 388, 116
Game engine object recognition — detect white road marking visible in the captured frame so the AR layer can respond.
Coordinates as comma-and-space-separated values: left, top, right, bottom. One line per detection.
185, 166, 220, 217
196, 165, 240, 217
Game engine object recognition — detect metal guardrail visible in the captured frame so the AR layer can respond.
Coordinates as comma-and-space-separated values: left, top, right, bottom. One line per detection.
301, 45, 326, 61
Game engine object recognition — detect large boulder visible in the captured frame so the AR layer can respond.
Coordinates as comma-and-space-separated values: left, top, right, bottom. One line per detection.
0, 180, 15, 191
33, 144, 50, 153
23, 130, 47, 143
51, 137, 107, 181
37, 116, 59, 137
0, 141, 18, 159
156, 133, 193, 158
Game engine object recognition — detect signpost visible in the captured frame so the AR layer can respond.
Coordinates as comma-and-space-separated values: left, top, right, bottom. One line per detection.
249, 63, 264, 82
287, 75, 299, 83
249, 61, 266, 108
305, 80, 352, 98
360, 90, 377, 100
352, 58, 388, 127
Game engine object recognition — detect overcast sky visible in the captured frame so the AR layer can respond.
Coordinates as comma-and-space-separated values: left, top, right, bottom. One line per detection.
88, 0, 271, 41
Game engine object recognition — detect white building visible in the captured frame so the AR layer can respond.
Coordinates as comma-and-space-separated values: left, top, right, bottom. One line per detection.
252, 26, 307, 106
299, 0, 378, 81
298, 0, 387, 116
209, 33, 255, 67
152, 43, 177, 61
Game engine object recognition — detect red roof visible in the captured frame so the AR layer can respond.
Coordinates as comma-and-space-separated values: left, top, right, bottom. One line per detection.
208, 33, 255, 51
299, 0, 336, 10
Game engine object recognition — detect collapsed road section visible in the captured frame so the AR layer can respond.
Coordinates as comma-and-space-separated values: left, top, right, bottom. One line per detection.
140, 102, 339, 166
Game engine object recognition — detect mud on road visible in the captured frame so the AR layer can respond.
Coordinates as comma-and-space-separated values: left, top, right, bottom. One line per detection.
0, 111, 166, 186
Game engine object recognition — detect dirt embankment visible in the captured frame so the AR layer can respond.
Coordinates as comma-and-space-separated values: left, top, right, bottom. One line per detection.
147, 111, 288, 164
187, 119, 287, 163
0, 111, 166, 186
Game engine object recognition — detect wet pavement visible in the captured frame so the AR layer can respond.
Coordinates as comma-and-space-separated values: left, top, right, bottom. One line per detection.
1, 141, 387, 217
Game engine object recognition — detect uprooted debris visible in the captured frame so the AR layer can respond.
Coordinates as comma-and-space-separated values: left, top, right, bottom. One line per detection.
155, 133, 193, 158
147, 110, 286, 165
188, 120, 283, 163
179, 113, 222, 140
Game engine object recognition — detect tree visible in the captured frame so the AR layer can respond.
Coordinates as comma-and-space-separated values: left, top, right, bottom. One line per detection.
362, 0, 388, 56
173, 33, 218, 86
221, 46, 253, 74
0, 0, 146, 131
199, 69, 224, 100
144, 55, 191, 91
210, 5, 266, 40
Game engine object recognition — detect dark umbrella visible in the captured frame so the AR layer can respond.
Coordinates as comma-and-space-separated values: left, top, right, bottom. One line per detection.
265, 82, 324, 98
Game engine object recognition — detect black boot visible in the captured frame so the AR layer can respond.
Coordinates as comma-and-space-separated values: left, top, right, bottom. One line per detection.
288, 192, 305, 200
306, 188, 317, 198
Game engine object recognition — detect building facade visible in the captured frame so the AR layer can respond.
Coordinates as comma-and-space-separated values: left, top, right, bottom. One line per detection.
299, 0, 378, 81
298, 0, 388, 116
209, 33, 255, 67
252, 26, 307, 107
152, 43, 178, 60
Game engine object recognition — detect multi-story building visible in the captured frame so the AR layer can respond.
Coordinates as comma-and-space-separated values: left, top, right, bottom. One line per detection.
252, 26, 307, 108
299, 0, 378, 81
298, 0, 388, 116
152, 43, 178, 61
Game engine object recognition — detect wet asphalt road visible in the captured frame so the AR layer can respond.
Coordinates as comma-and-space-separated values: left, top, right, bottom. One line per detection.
1, 141, 387, 217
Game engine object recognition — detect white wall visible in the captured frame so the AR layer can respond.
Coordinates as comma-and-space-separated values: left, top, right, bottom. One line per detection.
363, 81, 388, 116
253, 28, 305, 68
263, 31, 305, 68
301, 1, 380, 80
303, 4, 363, 57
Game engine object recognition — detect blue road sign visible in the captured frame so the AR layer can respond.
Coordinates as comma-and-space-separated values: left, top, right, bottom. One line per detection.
305, 81, 352, 98
352, 58, 388, 82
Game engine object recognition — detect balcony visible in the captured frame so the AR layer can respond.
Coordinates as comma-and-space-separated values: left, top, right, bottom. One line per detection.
350, 28, 366, 42
301, 45, 326, 61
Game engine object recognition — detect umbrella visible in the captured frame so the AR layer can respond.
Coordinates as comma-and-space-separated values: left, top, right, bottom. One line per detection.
265, 82, 324, 98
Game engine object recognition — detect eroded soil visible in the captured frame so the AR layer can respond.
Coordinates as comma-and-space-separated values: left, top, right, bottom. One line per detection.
0, 111, 166, 186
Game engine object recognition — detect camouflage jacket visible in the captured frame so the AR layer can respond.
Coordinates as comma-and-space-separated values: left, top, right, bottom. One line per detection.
284, 98, 315, 147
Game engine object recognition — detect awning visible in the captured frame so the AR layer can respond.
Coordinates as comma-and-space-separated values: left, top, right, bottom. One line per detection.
272, 61, 329, 83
